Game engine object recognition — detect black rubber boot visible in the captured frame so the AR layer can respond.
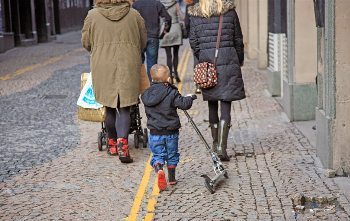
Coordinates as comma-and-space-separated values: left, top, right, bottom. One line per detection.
217, 120, 230, 161
209, 123, 218, 153
168, 167, 177, 185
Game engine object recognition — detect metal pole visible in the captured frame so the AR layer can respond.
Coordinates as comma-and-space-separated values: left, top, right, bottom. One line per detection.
183, 110, 212, 151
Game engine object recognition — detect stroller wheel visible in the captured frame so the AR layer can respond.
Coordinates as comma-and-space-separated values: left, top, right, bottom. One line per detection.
134, 133, 140, 149
102, 132, 107, 146
142, 128, 148, 148
98, 132, 103, 151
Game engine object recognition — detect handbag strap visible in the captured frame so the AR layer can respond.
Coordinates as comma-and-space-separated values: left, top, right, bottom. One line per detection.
165, 2, 177, 10
214, 15, 223, 66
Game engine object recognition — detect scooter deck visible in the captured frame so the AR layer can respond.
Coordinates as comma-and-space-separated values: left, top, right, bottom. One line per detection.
183, 109, 228, 193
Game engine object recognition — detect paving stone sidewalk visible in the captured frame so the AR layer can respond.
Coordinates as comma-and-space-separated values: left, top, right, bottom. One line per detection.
151, 58, 350, 220
0, 32, 182, 221
0, 32, 349, 221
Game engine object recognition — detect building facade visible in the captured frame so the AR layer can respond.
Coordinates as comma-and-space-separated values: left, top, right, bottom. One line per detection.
0, 0, 15, 52
0, 0, 91, 53
316, 0, 350, 175
236, 0, 350, 174
266, 0, 287, 97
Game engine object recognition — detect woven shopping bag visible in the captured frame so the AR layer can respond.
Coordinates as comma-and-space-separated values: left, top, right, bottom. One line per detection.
77, 73, 106, 122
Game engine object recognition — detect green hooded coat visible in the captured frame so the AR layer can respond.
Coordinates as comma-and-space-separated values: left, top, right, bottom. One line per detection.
81, 2, 147, 108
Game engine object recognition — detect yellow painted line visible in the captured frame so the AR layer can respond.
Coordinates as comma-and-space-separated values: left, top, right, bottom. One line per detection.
176, 48, 187, 76
143, 178, 160, 221
142, 47, 191, 221
178, 49, 191, 92
0, 48, 84, 81
127, 48, 191, 221
181, 48, 190, 74
126, 156, 152, 221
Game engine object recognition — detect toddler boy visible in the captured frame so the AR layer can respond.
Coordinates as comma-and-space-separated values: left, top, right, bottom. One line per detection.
141, 64, 194, 190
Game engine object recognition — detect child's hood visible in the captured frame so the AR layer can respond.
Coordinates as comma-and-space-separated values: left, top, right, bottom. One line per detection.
141, 83, 173, 107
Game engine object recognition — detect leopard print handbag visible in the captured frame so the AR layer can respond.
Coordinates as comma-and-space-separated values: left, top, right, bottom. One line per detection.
193, 62, 218, 89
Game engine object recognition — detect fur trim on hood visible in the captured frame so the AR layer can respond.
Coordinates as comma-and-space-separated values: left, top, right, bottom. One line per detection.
188, 0, 236, 17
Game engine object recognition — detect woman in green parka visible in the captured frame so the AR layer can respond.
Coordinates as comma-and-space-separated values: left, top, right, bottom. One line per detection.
82, 0, 147, 163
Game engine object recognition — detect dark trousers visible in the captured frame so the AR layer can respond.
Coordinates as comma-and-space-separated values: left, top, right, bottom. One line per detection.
208, 101, 232, 124
142, 38, 159, 81
164, 45, 180, 77
105, 106, 131, 139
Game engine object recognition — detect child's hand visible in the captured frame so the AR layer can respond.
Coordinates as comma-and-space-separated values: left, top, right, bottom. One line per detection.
186, 94, 197, 100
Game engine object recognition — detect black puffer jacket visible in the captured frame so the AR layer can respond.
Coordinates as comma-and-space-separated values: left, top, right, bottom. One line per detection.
141, 83, 193, 135
188, 0, 245, 101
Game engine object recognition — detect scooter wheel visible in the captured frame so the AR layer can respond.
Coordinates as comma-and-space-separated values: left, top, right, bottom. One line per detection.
134, 133, 140, 149
142, 128, 148, 148
224, 171, 229, 179
98, 132, 103, 151
204, 178, 215, 194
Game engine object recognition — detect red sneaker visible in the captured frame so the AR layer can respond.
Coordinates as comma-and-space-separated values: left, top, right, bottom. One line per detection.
107, 138, 118, 156
117, 138, 133, 163
157, 169, 167, 191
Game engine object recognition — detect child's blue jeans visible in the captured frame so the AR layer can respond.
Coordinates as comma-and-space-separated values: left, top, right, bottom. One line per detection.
148, 132, 180, 168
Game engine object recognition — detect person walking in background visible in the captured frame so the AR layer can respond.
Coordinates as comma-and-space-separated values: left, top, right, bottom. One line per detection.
141, 64, 194, 191
159, 0, 185, 83
133, 0, 172, 81
187, 0, 245, 161
82, 0, 147, 163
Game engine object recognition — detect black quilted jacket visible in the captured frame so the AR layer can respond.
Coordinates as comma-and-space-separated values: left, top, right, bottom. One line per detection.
188, 0, 246, 101
141, 83, 193, 135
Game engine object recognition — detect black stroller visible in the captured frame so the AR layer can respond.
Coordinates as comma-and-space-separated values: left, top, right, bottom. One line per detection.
97, 103, 148, 151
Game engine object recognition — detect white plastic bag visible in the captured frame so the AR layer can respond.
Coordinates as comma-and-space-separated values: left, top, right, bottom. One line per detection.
77, 72, 103, 109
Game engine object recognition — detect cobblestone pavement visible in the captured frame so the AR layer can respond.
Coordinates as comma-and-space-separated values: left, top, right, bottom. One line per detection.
152, 59, 350, 220
0, 31, 349, 221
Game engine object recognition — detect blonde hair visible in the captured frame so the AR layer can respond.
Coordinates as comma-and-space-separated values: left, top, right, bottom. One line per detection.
94, 0, 131, 6
150, 64, 171, 83
199, 0, 223, 17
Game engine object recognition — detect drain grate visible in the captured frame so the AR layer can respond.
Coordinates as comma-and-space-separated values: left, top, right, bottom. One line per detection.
292, 194, 344, 216
42, 94, 68, 99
